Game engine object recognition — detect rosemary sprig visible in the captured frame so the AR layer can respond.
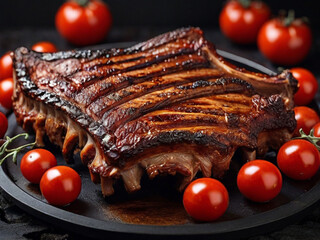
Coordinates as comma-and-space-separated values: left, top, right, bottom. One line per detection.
294, 128, 320, 151
0, 133, 36, 165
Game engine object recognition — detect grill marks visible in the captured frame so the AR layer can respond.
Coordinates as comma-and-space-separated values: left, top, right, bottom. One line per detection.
102, 78, 254, 132
113, 94, 254, 152
76, 53, 210, 107
87, 69, 223, 119
62, 33, 255, 139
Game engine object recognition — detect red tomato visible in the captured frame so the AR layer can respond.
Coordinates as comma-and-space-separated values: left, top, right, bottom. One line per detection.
183, 178, 229, 222
313, 122, 320, 137
20, 149, 57, 184
0, 52, 13, 80
277, 139, 320, 180
32, 41, 58, 53
294, 106, 320, 136
0, 112, 8, 138
55, 0, 112, 46
219, 0, 270, 44
258, 16, 312, 65
0, 78, 14, 109
237, 160, 282, 202
40, 166, 81, 206
292, 68, 318, 106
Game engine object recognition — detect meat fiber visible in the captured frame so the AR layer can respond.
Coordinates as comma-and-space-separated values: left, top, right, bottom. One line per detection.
12, 28, 297, 196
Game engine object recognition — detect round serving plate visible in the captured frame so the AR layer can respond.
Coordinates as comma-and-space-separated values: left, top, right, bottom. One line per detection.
0, 44, 319, 240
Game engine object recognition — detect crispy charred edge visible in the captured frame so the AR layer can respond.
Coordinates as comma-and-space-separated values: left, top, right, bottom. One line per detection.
126, 27, 204, 52
19, 27, 202, 63
13, 48, 108, 155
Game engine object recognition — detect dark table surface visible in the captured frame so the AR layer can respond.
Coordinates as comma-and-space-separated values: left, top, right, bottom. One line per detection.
0, 27, 320, 240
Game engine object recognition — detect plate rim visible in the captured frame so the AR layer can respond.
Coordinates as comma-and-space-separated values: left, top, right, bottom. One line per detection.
1, 161, 320, 237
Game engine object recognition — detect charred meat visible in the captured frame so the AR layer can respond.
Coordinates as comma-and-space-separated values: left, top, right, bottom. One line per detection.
12, 28, 297, 196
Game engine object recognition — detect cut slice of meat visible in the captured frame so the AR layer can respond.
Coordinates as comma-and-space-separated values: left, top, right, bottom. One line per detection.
12, 27, 297, 196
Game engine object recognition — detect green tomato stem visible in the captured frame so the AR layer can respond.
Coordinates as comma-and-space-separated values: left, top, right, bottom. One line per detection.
74, 0, 90, 7
238, 0, 251, 8
294, 128, 320, 151
0, 133, 36, 165
283, 10, 295, 27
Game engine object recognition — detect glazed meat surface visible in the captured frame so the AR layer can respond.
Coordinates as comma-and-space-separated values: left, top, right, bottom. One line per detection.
12, 28, 297, 196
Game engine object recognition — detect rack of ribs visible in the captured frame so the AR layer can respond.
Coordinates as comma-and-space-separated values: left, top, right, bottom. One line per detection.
12, 27, 297, 196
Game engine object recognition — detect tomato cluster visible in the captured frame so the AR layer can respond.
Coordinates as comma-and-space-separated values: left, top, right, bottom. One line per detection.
20, 149, 81, 206
0, 41, 57, 110
220, 1, 312, 66
0, 52, 14, 110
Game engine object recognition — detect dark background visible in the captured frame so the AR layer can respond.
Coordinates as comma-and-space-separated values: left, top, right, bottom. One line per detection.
0, 0, 319, 63
0, 0, 318, 29
1, 1, 320, 239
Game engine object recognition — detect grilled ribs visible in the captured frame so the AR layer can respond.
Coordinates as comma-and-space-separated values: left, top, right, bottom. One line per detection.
12, 28, 297, 196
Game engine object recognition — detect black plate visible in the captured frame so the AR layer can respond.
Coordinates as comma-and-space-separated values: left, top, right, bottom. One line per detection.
1, 46, 320, 240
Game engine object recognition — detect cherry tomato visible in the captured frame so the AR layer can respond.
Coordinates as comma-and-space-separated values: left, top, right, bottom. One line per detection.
294, 106, 320, 136
258, 14, 312, 65
237, 160, 282, 202
0, 112, 8, 138
20, 149, 57, 184
0, 78, 14, 109
183, 178, 229, 222
0, 52, 13, 80
32, 41, 58, 53
40, 166, 81, 206
291, 68, 318, 106
55, 0, 112, 46
277, 139, 320, 180
312, 122, 320, 137
219, 0, 270, 44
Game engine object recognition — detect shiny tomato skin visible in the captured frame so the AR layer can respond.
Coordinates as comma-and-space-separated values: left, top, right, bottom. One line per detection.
313, 122, 320, 137
292, 68, 318, 106
294, 106, 320, 136
277, 139, 320, 180
219, 0, 270, 44
0, 112, 8, 138
258, 18, 312, 65
0, 52, 13, 80
55, 0, 112, 46
237, 160, 282, 202
183, 178, 229, 222
0, 78, 14, 109
20, 149, 57, 184
40, 166, 81, 206
32, 41, 58, 53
